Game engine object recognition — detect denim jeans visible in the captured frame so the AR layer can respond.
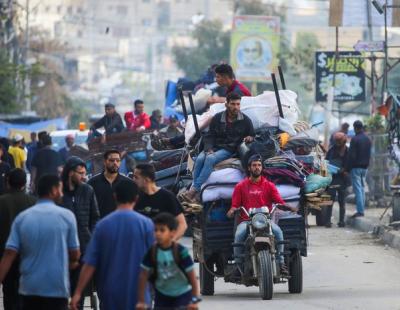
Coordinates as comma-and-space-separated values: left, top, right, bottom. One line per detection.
192, 149, 233, 191
234, 221, 284, 264
351, 168, 367, 214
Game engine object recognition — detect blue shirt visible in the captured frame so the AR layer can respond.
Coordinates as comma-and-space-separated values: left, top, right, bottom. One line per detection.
84, 209, 154, 310
6, 199, 79, 298
141, 243, 194, 297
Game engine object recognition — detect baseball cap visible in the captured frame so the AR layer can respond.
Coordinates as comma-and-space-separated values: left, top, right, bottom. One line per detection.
13, 134, 24, 142
247, 154, 262, 166
65, 156, 86, 170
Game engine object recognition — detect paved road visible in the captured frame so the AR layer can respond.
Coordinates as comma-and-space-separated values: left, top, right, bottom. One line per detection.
1, 223, 400, 310
194, 225, 400, 310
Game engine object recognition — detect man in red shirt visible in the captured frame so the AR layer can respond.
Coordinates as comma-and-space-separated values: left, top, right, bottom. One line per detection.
124, 99, 151, 132
227, 155, 288, 274
207, 64, 252, 105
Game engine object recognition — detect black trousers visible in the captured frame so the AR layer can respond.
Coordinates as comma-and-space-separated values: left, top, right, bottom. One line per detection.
2, 260, 20, 310
327, 185, 346, 224
20, 295, 68, 310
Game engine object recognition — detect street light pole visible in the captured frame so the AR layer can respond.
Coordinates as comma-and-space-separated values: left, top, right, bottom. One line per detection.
24, 0, 31, 113
383, 0, 388, 102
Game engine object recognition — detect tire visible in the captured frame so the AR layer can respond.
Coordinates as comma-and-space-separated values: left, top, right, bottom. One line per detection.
257, 250, 274, 300
200, 262, 214, 296
288, 250, 303, 294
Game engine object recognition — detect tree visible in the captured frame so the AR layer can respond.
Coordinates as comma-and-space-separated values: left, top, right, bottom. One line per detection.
172, 20, 230, 80
0, 50, 25, 113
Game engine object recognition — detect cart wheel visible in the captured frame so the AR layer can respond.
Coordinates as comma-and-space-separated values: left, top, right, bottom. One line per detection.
288, 250, 303, 294
200, 261, 214, 296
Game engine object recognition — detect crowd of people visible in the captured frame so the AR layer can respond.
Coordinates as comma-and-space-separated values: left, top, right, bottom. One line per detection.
0, 149, 200, 310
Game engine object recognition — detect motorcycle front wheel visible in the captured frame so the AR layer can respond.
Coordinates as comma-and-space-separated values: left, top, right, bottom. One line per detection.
257, 250, 274, 300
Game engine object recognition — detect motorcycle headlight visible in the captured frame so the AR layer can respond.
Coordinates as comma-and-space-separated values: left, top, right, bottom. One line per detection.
251, 213, 268, 230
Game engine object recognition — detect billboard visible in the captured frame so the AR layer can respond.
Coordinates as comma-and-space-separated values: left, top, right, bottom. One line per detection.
315, 51, 366, 102
230, 16, 280, 83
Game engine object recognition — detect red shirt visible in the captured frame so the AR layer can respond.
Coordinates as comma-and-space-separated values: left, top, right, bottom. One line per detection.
227, 80, 252, 97
124, 111, 151, 131
231, 176, 285, 222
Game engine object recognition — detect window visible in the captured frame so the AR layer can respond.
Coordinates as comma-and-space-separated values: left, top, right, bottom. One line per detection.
157, 1, 170, 27
142, 19, 151, 26
67, 6, 73, 14
143, 0, 150, 3
77, 7, 83, 14
116, 5, 128, 16
113, 27, 131, 38
45, 5, 50, 13
57, 5, 62, 13
77, 30, 83, 38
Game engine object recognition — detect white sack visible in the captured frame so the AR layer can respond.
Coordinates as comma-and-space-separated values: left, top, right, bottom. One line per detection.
209, 90, 300, 130
184, 110, 213, 144
174, 88, 212, 115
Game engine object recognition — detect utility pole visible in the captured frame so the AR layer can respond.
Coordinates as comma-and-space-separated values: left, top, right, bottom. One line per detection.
23, 0, 31, 113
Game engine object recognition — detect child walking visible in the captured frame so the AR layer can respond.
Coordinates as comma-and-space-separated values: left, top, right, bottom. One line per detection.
136, 213, 201, 310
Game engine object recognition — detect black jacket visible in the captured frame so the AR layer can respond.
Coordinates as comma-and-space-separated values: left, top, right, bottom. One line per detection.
347, 131, 372, 170
203, 111, 255, 153
61, 183, 100, 253
326, 145, 349, 186
91, 113, 124, 135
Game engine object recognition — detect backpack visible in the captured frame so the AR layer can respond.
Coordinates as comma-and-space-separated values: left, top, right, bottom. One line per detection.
148, 242, 190, 284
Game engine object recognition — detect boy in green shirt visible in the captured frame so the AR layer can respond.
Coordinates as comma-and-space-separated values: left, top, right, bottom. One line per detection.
136, 213, 201, 310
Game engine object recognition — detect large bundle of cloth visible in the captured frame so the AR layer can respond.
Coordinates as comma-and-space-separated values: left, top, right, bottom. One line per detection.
263, 151, 309, 188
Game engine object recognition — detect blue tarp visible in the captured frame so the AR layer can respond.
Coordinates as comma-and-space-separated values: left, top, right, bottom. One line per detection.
164, 80, 184, 121
0, 117, 67, 140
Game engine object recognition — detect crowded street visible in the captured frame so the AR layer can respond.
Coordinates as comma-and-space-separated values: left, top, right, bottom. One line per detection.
2, 0, 400, 310
3, 221, 398, 310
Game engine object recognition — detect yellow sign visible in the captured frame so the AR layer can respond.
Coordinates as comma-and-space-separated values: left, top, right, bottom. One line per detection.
230, 16, 280, 82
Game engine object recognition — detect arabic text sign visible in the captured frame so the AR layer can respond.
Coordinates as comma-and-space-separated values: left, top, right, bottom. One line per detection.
230, 16, 280, 82
354, 40, 384, 52
315, 51, 366, 102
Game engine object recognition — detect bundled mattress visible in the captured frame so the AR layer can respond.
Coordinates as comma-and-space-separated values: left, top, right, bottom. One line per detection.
201, 168, 245, 203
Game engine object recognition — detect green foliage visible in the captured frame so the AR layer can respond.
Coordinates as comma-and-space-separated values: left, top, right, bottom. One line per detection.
172, 20, 230, 79
0, 51, 21, 113
65, 97, 91, 128
364, 114, 385, 134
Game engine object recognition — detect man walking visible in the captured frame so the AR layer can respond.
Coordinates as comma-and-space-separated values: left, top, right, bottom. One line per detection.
134, 163, 187, 240
30, 134, 63, 193
8, 134, 26, 169
88, 150, 133, 218
183, 92, 255, 202
347, 120, 371, 217
124, 99, 151, 132
0, 145, 11, 196
70, 180, 154, 310
61, 156, 100, 308
59, 134, 75, 164
0, 175, 80, 310
0, 169, 36, 310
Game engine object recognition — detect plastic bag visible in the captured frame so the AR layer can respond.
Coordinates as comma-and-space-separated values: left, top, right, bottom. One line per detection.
304, 174, 332, 193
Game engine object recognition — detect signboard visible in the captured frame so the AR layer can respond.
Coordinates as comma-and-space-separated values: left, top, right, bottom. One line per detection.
315, 51, 366, 102
230, 15, 280, 82
354, 40, 384, 52
329, 0, 400, 27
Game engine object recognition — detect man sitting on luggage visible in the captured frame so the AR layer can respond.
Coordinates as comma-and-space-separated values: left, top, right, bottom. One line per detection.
227, 155, 289, 275
182, 92, 254, 203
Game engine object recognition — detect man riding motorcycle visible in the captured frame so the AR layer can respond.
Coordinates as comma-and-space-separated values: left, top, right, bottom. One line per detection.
227, 155, 289, 275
